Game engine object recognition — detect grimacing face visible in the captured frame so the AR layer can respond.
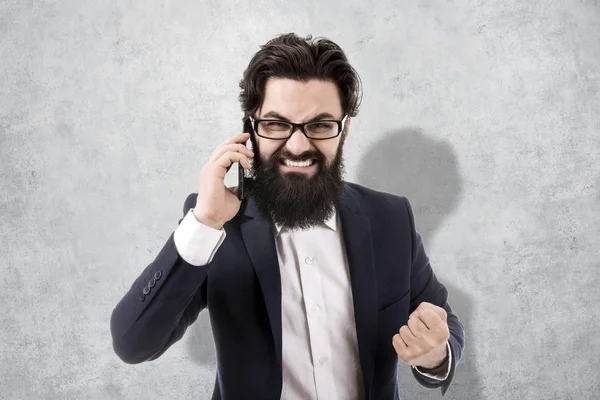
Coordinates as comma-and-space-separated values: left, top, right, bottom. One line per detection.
247, 77, 352, 230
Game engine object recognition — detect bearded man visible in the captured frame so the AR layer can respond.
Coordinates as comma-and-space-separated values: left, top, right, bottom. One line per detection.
110, 32, 465, 400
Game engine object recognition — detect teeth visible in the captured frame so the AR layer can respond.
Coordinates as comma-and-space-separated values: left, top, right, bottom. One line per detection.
283, 159, 314, 167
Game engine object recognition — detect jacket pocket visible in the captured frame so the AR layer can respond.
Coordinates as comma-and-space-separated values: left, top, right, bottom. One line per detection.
378, 288, 410, 313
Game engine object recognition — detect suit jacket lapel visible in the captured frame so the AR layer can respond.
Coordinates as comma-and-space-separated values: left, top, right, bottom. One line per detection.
240, 183, 377, 399
338, 184, 378, 399
240, 197, 283, 391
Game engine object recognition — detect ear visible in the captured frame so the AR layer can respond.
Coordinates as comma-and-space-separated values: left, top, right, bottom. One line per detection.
344, 116, 352, 137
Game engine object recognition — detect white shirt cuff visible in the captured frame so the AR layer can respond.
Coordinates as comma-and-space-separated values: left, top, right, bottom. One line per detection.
173, 208, 226, 266
412, 341, 452, 381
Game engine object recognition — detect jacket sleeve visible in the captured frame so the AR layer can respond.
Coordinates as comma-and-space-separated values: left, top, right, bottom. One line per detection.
403, 196, 465, 396
412, 340, 452, 380
109, 192, 222, 364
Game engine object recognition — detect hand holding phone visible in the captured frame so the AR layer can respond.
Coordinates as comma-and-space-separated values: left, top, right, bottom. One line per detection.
191, 130, 254, 230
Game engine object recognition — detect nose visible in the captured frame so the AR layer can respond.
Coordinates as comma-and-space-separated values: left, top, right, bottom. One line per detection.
284, 126, 313, 156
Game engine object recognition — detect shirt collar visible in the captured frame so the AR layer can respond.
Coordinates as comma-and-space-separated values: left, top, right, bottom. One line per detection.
274, 207, 338, 235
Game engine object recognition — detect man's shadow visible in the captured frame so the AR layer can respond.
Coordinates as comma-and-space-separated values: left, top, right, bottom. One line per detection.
356, 128, 482, 400
184, 128, 483, 399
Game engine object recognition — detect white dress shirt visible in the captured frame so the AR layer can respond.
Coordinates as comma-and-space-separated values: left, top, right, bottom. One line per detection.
173, 206, 451, 399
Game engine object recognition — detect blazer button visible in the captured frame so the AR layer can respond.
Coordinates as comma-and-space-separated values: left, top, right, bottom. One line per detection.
143, 286, 150, 295
154, 270, 162, 280
149, 277, 156, 288
138, 294, 146, 302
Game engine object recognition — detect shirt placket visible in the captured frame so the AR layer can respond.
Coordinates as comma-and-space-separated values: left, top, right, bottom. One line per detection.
297, 236, 335, 400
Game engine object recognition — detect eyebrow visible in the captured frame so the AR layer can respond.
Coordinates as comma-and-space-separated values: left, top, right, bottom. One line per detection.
260, 111, 337, 122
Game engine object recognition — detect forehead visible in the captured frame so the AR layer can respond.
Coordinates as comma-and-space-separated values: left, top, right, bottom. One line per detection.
258, 78, 342, 119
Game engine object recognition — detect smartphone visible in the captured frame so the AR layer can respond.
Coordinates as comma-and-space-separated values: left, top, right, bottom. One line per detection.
238, 118, 254, 200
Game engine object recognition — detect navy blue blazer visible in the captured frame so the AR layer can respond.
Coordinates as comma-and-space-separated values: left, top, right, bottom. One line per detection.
110, 181, 465, 399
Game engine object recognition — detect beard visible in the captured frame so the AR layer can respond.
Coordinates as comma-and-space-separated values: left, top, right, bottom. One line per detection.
247, 133, 347, 230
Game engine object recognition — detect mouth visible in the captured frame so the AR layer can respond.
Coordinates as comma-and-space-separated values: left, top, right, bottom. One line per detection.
278, 158, 319, 172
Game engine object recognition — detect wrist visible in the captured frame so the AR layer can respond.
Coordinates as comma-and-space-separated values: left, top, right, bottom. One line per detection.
418, 344, 449, 370
192, 209, 223, 230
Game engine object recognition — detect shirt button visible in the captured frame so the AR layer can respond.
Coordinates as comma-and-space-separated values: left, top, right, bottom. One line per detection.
311, 305, 320, 312
319, 357, 327, 365
305, 256, 313, 264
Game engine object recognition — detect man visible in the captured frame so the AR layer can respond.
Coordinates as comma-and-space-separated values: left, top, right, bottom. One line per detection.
110, 32, 465, 400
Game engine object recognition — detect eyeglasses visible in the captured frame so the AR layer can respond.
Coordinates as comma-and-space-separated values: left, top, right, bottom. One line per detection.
247, 114, 348, 140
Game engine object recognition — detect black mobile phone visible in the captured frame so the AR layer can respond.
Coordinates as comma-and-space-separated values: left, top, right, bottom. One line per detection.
238, 118, 253, 200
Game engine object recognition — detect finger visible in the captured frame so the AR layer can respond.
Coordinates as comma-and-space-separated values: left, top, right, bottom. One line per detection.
412, 301, 433, 316
392, 334, 409, 362
407, 314, 428, 338
214, 151, 252, 173
394, 331, 418, 365
210, 143, 254, 164
392, 332, 408, 349
208, 153, 250, 181
417, 308, 444, 331
211, 133, 252, 163
399, 325, 417, 346
220, 132, 251, 147
211, 147, 253, 173
414, 302, 447, 323
224, 151, 252, 172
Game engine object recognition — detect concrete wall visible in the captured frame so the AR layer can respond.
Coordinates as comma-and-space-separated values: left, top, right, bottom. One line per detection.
1, 1, 599, 399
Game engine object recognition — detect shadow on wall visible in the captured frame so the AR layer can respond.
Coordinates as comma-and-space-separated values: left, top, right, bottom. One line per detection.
185, 307, 217, 370
184, 127, 482, 399
355, 127, 482, 400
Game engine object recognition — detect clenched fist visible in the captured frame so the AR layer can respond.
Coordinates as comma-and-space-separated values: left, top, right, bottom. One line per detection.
392, 302, 450, 369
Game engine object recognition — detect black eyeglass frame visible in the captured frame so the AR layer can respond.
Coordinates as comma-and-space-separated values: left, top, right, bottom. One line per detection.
247, 114, 348, 140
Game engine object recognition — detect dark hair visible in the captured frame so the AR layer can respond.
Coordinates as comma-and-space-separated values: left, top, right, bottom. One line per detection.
238, 33, 363, 121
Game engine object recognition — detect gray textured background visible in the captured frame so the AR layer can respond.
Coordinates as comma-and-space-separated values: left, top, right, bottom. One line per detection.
1, 0, 599, 399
